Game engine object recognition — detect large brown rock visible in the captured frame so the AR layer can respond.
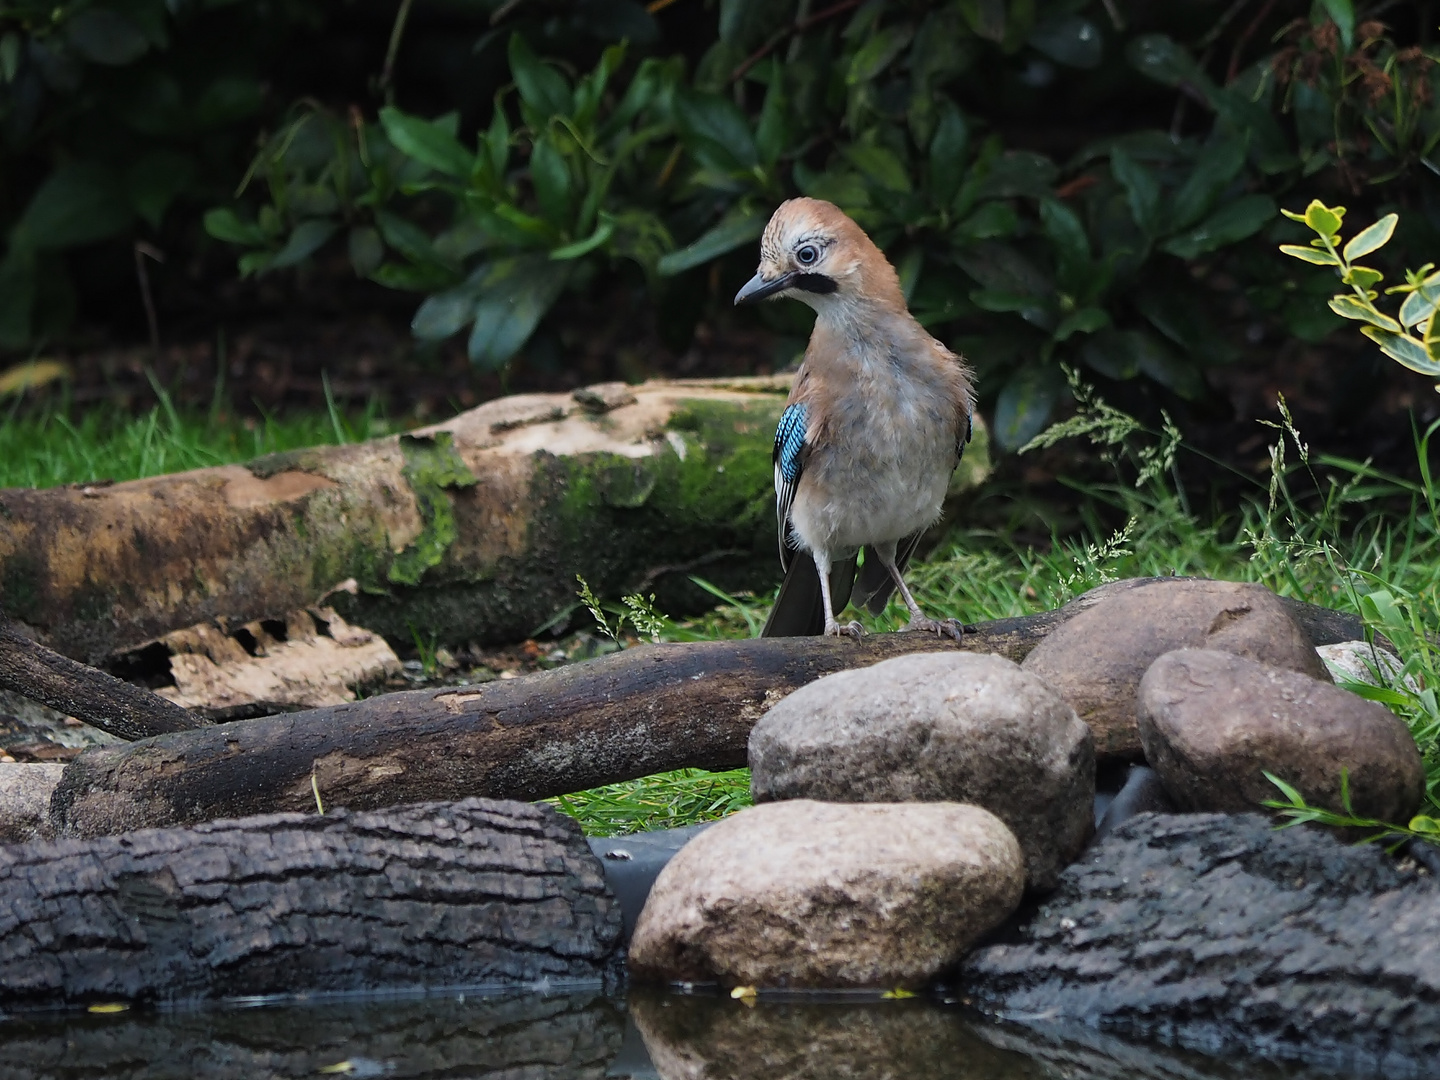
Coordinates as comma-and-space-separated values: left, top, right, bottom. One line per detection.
1137, 648, 1425, 820
627, 800, 1023, 989
748, 652, 1093, 891
1020, 579, 1330, 759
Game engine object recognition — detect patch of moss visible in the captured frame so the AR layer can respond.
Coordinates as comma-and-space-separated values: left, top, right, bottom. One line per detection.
246, 448, 335, 479
388, 432, 478, 587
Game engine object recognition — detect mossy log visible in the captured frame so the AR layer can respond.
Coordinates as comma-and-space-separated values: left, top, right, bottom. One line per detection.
49, 581, 1365, 838
0, 377, 991, 666
0, 798, 621, 1007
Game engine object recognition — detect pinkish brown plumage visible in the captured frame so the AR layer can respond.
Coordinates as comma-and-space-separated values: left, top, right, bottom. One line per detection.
736, 198, 976, 638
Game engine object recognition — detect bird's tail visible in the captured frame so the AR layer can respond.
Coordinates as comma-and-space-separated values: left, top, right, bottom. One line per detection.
851, 532, 924, 615
760, 552, 857, 636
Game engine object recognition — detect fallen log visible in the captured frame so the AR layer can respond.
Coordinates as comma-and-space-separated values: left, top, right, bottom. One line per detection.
0, 614, 204, 741
0, 376, 991, 665
49, 582, 1366, 838
0, 798, 620, 1007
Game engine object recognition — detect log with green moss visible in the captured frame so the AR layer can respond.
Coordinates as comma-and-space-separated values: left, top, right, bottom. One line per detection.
0, 377, 992, 665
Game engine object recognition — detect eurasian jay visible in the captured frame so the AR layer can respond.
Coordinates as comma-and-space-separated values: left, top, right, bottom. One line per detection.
734, 198, 976, 639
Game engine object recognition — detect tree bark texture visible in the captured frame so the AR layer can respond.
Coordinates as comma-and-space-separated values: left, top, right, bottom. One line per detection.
963, 812, 1440, 1071
0, 993, 622, 1080
49, 581, 1364, 838
0, 377, 992, 665
0, 615, 204, 741
0, 798, 620, 1007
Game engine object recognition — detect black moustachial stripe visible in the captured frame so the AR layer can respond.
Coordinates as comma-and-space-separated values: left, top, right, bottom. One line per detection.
792, 273, 837, 294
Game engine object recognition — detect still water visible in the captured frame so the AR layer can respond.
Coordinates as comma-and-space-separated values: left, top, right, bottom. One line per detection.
0, 988, 1349, 1080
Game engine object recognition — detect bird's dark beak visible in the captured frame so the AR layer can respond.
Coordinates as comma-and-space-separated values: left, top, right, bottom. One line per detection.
734, 270, 795, 306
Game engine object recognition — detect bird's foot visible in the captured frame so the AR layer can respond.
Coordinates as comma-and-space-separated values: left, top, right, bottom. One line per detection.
902, 614, 964, 642
823, 619, 867, 640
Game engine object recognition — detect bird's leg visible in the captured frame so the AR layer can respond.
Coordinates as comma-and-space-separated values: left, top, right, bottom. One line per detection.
814, 552, 864, 639
876, 548, 963, 642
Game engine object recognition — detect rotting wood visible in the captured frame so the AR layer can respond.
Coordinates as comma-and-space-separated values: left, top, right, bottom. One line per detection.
49, 582, 1366, 838
0, 798, 621, 1007
0, 376, 993, 665
0, 614, 205, 742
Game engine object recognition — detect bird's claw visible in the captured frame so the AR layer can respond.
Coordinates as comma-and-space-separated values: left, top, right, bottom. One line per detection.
903, 615, 964, 642
823, 619, 867, 640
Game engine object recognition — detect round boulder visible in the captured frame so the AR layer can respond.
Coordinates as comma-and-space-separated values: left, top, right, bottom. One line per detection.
748, 652, 1093, 891
1021, 578, 1330, 760
1138, 648, 1424, 820
627, 800, 1024, 989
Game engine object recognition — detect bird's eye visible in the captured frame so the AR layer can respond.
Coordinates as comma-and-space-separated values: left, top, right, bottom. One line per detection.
796, 244, 819, 266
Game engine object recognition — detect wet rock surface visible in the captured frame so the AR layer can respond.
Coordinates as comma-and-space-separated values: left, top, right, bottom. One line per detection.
1020, 580, 1330, 759
749, 652, 1094, 891
628, 800, 1024, 989
963, 812, 1440, 1074
1139, 649, 1424, 819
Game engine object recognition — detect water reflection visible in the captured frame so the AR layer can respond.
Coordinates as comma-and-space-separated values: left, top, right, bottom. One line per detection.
0, 990, 1356, 1080
0, 992, 623, 1080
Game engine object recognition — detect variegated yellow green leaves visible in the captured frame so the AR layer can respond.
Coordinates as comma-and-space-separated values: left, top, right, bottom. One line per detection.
1280, 199, 1440, 381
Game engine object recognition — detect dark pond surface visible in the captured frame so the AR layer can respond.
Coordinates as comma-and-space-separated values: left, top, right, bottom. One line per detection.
0, 987, 1356, 1080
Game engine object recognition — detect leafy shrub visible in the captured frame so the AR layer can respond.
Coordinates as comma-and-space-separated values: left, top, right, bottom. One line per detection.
7, 1, 1440, 447
1279, 199, 1440, 382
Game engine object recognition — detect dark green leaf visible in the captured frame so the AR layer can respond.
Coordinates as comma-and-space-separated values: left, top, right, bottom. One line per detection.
204, 208, 266, 246
551, 218, 615, 260
1110, 146, 1160, 235
994, 365, 1065, 451
487, 105, 511, 178
755, 59, 789, 167
0, 249, 36, 348
1135, 286, 1237, 364
1160, 194, 1276, 258
1054, 307, 1110, 342
975, 151, 1057, 200
66, 8, 150, 65
675, 88, 758, 173
1318, 0, 1355, 50
847, 24, 914, 85
720, 0, 789, 48
1040, 197, 1091, 268
963, 0, 1007, 43
376, 209, 442, 266
508, 34, 572, 119
844, 144, 911, 193
269, 219, 338, 270
0, 33, 20, 84
955, 201, 1019, 241
1126, 34, 1212, 92
928, 104, 969, 206
125, 151, 194, 228
467, 256, 572, 369
413, 280, 481, 341
1131, 331, 1204, 397
12, 162, 132, 250
1028, 15, 1102, 69
380, 107, 475, 179
658, 208, 767, 276
529, 136, 573, 224
348, 226, 384, 277
1168, 139, 1246, 230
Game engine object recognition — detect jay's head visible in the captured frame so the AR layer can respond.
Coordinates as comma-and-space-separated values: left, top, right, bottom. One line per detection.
734, 198, 904, 315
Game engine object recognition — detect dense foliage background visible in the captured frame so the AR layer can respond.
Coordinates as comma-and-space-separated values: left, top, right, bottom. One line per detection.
2, 0, 1438, 447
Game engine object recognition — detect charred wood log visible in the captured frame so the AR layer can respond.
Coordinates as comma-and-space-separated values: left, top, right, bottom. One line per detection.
0, 798, 620, 1007
0, 614, 204, 741
49, 583, 1365, 839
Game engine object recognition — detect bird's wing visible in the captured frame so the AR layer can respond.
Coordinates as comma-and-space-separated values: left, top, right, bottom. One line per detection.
772, 401, 810, 571
853, 533, 924, 615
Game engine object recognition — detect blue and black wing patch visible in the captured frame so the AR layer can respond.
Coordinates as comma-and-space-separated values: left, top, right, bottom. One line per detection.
957, 410, 973, 463
773, 402, 809, 570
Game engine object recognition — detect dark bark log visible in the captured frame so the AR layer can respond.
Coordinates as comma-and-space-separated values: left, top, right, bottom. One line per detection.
963, 812, 1440, 1070
0, 798, 620, 1007
49, 586, 1365, 839
0, 993, 622, 1080
0, 615, 204, 741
